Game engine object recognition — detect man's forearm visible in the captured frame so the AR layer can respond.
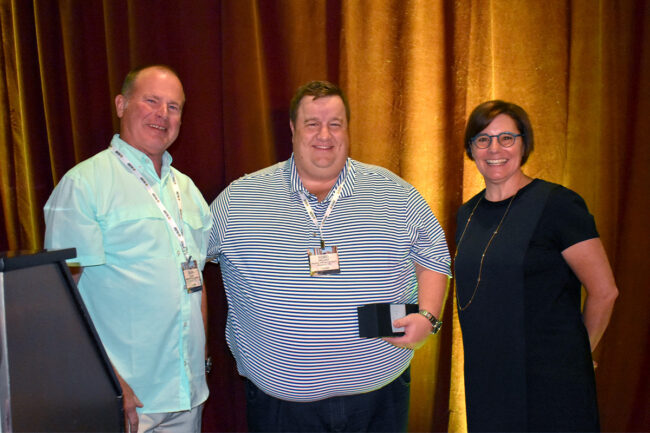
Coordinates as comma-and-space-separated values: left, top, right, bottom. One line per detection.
415, 263, 449, 318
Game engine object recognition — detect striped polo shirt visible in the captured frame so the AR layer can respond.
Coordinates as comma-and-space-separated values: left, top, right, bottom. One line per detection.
208, 155, 451, 402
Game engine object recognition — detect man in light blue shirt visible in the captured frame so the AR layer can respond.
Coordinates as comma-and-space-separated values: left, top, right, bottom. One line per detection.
44, 65, 210, 433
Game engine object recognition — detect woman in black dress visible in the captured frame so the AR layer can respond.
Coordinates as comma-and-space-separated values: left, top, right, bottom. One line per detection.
455, 100, 618, 432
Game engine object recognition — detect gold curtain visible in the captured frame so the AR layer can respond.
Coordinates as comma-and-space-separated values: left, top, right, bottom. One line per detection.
1, 1, 648, 431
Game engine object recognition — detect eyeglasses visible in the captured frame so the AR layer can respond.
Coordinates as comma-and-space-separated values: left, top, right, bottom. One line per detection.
470, 132, 522, 149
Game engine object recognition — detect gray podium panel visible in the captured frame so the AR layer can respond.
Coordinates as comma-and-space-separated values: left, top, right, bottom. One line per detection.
0, 249, 123, 432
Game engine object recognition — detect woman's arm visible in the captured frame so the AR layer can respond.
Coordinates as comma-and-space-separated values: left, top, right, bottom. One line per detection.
562, 238, 618, 351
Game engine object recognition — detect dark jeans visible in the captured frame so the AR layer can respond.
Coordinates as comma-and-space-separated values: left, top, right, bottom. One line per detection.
245, 368, 411, 432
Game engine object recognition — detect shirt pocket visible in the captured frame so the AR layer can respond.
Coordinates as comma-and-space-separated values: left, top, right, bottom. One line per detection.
100, 205, 174, 260
182, 209, 209, 261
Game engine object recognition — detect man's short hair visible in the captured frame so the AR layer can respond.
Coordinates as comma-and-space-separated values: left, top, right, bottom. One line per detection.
120, 64, 182, 99
289, 80, 350, 124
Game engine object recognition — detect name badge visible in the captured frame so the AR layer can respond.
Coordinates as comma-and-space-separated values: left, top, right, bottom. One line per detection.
182, 259, 202, 293
308, 246, 340, 276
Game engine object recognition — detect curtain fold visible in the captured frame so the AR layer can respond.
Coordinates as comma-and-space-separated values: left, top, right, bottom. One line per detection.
1, 1, 647, 431
1, 0, 48, 250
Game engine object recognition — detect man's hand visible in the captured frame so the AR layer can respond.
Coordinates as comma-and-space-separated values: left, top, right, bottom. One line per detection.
382, 313, 432, 350
116, 372, 143, 432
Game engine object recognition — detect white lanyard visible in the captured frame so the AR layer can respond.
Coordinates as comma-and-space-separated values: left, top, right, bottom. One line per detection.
110, 145, 190, 260
299, 181, 344, 248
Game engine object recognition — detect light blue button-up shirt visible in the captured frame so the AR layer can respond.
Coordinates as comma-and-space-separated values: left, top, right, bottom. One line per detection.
44, 135, 210, 413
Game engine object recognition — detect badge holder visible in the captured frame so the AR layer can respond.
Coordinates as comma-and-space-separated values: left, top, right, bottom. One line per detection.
181, 258, 202, 293
308, 246, 340, 277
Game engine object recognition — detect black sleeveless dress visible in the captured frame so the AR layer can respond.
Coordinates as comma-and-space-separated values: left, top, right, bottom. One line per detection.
455, 179, 600, 432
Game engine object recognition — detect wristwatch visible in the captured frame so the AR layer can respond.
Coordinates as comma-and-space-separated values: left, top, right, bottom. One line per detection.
205, 356, 213, 374
418, 309, 442, 334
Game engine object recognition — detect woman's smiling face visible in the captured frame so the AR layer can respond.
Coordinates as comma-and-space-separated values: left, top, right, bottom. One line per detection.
471, 113, 525, 187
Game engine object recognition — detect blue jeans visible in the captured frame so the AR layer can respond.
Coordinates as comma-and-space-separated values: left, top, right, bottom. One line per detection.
245, 368, 411, 432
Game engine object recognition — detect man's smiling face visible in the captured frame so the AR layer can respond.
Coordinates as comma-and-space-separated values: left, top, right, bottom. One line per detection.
115, 67, 185, 163
291, 95, 349, 184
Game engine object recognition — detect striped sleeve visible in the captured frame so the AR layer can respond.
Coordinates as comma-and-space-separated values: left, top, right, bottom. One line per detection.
406, 186, 452, 276
208, 184, 232, 261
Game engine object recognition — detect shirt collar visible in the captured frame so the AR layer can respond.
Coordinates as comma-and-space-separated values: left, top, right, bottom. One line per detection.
111, 134, 173, 179
287, 154, 356, 201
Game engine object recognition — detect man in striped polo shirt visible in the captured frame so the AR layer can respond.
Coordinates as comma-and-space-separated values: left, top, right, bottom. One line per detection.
208, 80, 451, 432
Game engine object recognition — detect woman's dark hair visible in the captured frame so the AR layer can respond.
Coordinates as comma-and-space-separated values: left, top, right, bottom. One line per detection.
464, 100, 534, 165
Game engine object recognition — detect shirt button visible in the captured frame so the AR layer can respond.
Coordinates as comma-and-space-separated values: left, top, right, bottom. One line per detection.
184, 322, 188, 328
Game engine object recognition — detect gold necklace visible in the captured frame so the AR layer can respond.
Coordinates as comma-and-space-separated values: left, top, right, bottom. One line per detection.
454, 192, 517, 311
